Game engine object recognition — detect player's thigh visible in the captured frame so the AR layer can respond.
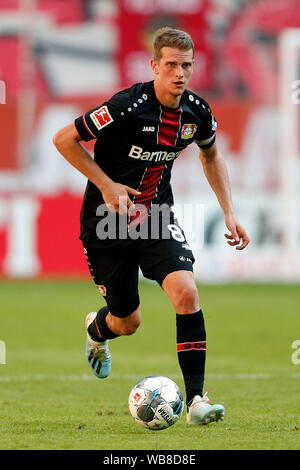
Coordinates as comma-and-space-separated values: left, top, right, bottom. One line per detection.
138, 216, 194, 279
82, 238, 140, 318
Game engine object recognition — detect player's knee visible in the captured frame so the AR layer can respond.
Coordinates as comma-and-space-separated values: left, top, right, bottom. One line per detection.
174, 283, 199, 312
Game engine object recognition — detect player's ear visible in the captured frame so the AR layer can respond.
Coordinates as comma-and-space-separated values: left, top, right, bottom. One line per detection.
150, 59, 159, 75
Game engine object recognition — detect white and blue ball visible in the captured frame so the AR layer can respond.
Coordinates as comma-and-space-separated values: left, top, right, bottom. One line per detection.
128, 376, 184, 430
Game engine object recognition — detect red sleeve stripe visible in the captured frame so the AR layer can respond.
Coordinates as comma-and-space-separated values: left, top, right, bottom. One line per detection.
177, 341, 206, 352
82, 115, 96, 138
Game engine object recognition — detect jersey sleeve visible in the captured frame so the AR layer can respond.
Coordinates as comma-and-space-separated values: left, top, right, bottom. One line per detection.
193, 101, 217, 149
74, 91, 130, 142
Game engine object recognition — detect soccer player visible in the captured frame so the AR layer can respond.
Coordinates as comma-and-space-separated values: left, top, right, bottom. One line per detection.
53, 27, 249, 425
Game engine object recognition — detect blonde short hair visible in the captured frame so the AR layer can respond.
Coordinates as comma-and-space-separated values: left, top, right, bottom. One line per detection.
153, 27, 194, 60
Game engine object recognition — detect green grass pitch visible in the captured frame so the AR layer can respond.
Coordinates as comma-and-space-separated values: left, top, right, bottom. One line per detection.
0, 280, 299, 450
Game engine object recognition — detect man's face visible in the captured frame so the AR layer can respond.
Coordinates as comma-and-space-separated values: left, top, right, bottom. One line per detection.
151, 47, 194, 98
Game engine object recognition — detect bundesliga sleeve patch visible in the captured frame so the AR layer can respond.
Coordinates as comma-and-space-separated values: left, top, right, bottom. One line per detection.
90, 105, 114, 131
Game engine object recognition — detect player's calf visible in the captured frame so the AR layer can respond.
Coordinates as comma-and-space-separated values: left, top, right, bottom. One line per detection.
106, 310, 141, 336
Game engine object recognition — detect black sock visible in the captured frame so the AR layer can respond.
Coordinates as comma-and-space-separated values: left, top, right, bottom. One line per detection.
176, 309, 206, 408
88, 306, 119, 342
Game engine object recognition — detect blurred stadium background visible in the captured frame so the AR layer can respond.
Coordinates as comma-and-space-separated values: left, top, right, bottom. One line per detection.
0, 0, 299, 283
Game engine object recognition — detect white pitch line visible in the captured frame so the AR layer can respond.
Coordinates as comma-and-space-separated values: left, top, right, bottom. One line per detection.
0, 373, 299, 383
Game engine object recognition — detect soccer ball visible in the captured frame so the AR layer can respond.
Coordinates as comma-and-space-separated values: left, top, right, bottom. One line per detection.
128, 375, 184, 430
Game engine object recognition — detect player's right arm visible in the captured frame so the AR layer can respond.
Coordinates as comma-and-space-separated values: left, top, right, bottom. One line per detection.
199, 142, 249, 250
193, 98, 249, 250
53, 122, 140, 214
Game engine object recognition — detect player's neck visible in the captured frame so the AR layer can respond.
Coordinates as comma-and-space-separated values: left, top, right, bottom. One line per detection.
153, 80, 181, 109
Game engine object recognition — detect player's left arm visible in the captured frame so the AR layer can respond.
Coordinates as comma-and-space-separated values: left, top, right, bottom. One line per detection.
199, 142, 250, 250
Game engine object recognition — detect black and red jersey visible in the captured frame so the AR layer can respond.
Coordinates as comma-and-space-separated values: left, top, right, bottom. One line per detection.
74, 80, 217, 237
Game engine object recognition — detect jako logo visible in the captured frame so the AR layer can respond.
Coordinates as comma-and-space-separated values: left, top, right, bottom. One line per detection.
128, 145, 180, 162
0, 340, 6, 364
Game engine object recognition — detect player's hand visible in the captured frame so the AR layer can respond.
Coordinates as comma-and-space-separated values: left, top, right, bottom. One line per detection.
101, 181, 141, 215
224, 214, 250, 250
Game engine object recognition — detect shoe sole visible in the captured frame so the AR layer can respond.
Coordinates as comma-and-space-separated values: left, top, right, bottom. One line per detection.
200, 408, 225, 425
187, 406, 225, 425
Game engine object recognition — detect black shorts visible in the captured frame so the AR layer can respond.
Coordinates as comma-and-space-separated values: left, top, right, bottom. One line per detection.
81, 216, 195, 318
